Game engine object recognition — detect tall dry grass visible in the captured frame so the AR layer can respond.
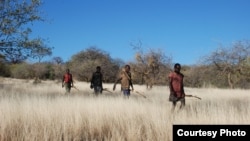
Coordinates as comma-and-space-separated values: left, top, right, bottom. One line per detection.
0, 77, 249, 141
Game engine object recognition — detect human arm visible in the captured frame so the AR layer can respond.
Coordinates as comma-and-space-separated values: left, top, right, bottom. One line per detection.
169, 76, 175, 95
113, 77, 122, 91
62, 75, 65, 87
71, 80, 74, 87
181, 74, 185, 97
70, 74, 74, 87
126, 72, 134, 91
129, 79, 134, 91
90, 73, 94, 89
101, 73, 103, 91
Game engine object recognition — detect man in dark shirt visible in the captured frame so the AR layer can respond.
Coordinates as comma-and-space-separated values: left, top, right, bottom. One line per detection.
90, 66, 103, 95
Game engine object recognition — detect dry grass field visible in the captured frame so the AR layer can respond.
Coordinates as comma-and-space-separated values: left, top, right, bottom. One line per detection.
0, 77, 250, 141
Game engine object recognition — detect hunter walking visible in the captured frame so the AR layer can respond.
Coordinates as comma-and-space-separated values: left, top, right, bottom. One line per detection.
113, 65, 134, 98
168, 63, 185, 110
62, 68, 74, 94
90, 66, 103, 95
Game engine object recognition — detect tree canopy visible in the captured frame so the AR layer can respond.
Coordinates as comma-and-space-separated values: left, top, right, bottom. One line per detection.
0, 0, 53, 63
203, 40, 250, 88
68, 46, 122, 82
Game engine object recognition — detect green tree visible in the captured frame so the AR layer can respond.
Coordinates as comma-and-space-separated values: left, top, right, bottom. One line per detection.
10, 62, 32, 79
68, 46, 121, 82
0, 54, 10, 76
0, 0, 53, 63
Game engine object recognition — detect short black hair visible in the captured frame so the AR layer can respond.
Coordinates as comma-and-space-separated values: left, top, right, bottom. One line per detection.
174, 63, 181, 68
125, 64, 130, 69
96, 66, 101, 70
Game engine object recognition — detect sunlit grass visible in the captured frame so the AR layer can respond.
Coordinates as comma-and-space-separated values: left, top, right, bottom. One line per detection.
0, 78, 249, 140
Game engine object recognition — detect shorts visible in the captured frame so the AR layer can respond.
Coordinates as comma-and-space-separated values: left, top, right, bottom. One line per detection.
122, 89, 130, 97
94, 86, 102, 94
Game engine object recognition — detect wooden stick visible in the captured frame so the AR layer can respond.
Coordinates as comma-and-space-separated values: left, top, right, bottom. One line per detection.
72, 85, 80, 91
102, 88, 113, 94
185, 94, 202, 100
134, 90, 147, 98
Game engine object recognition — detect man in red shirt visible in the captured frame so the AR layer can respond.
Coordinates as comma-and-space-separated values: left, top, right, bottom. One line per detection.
168, 63, 185, 110
62, 69, 74, 94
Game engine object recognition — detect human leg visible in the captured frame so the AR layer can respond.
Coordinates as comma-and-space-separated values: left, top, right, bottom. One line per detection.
123, 89, 130, 99
94, 86, 102, 95
65, 83, 71, 93
171, 101, 177, 112
179, 98, 185, 109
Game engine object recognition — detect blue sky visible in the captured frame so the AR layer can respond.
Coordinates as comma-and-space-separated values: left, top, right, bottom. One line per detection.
31, 0, 250, 65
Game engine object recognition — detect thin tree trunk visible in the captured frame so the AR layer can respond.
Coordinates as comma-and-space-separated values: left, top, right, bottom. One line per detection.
227, 73, 234, 89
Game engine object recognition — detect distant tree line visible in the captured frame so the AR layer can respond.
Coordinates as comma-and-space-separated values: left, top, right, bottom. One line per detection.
1, 42, 250, 89
0, 0, 250, 89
